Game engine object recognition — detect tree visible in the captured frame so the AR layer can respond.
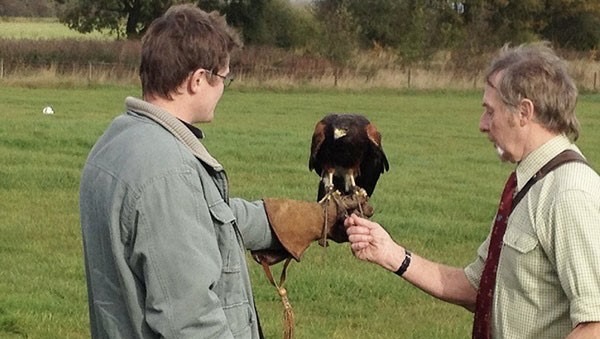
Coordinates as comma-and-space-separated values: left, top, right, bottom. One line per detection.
461, 0, 600, 51
260, 0, 320, 49
313, 0, 359, 85
343, 0, 404, 49
54, 0, 195, 39
197, 0, 270, 44
0, 0, 61, 17
540, 0, 600, 50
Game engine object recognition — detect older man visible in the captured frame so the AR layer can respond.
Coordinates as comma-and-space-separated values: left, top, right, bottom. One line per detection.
345, 43, 600, 338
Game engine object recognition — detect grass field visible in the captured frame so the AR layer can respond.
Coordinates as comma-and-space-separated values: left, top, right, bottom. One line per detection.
0, 17, 112, 40
1, 84, 600, 338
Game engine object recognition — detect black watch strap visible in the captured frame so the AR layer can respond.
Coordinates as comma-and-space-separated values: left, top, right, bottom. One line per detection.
394, 250, 412, 277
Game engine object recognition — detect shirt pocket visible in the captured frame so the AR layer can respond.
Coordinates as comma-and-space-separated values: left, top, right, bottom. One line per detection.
501, 226, 541, 292
503, 226, 538, 254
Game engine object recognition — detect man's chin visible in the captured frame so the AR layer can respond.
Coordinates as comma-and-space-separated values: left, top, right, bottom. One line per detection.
496, 145, 510, 162
495, 146, 519, 163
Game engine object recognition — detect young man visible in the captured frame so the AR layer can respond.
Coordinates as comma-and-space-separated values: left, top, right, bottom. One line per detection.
79, 4, 368, 338
345, 43, 600, 338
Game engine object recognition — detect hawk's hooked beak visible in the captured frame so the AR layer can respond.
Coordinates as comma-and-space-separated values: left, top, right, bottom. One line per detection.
333, 128, 347, 140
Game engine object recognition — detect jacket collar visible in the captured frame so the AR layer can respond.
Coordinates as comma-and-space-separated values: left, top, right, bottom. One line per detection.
125, 96, 223, 171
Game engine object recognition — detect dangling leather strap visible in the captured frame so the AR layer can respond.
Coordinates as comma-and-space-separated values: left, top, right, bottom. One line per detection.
260, 258, 295, 339
512, 150, 589, 210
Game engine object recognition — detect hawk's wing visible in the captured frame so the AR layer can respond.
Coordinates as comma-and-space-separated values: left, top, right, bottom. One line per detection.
354, 122, 389, 196
308, 120, 327, 173
366, 122, 389, 173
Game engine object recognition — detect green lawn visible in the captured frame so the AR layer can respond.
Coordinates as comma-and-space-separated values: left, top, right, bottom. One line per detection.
0, 17, 112, 40
1, 85, 599, 338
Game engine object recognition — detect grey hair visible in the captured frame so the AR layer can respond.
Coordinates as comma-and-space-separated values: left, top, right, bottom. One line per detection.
484, 42, 580, 141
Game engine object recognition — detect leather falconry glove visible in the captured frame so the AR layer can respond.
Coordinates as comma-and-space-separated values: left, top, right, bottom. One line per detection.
252, 193, 373, 265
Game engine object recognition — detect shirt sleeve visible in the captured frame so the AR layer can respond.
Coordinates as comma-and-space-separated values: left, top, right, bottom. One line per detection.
552, 189, 600, 326
464, 233, 491, 291
131, 171, 235, 339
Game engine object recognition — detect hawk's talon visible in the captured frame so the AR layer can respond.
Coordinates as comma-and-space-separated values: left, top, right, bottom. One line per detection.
355, 187, 368, 198
318, 185, 338, 204
349, 186, 368, 217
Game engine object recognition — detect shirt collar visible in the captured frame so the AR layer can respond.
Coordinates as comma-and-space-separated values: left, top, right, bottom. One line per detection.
178, 119, 204, 139
515, 134, 577, 191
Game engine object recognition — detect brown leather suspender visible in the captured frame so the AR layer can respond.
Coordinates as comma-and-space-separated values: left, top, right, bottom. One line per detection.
512, 150, 590, 210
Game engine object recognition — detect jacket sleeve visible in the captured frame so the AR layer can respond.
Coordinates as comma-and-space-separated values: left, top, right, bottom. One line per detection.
130, 171, 235, 339
229, 197, 282, 251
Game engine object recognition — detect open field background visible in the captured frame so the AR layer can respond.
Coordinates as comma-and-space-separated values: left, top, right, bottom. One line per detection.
1, 84, 600, 338
2, 15, 600, 339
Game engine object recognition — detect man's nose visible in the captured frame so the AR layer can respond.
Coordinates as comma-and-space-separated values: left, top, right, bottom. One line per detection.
479, 113, 489, 133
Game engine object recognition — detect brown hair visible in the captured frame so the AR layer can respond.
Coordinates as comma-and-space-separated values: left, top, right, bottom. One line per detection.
139, 4, 242, 99
485, 42, 580, 141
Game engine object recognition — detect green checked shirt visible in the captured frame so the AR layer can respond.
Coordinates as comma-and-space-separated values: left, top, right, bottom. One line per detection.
465, 135, 600, 338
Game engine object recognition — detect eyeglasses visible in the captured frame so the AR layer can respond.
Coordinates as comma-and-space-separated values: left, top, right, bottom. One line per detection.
208, 70, 234, 87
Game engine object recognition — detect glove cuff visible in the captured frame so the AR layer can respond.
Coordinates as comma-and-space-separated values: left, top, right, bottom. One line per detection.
263, 198, 324, 261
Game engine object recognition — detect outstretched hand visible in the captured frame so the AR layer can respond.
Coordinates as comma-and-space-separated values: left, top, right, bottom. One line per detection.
344, 214, 400, 271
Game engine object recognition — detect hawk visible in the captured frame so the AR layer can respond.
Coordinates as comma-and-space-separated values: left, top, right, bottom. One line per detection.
309, 113, 389, 202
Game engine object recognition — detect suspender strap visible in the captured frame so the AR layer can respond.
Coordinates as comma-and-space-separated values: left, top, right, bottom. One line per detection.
512, 150, 589, 210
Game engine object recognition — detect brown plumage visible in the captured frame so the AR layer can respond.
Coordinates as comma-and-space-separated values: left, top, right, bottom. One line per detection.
309, 113, 389, 201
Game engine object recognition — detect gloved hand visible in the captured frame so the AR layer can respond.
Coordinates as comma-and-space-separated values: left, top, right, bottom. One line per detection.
252, 193, 373, 265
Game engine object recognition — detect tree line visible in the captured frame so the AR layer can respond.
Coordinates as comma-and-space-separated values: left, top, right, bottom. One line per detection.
2, 0, 600, 70
0, 0, 61, 17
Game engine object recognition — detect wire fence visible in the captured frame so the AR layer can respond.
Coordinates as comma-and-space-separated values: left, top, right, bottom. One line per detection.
0, 59, 138, 81
2, 58, 600, 91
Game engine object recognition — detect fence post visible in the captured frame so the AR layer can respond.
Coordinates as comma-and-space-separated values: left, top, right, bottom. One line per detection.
1, 58, 3, 79
88, 62, 92, 82
594, 71, 597, 91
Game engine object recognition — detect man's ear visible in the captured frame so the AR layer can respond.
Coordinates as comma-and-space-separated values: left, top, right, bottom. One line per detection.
189, 68, 205, 93
518, 98, 535, 126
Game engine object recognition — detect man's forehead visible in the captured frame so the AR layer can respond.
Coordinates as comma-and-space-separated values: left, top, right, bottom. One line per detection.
486, 70, 504, 89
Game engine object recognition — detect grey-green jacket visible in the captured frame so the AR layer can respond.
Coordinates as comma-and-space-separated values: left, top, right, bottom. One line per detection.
80, 97, 278, 338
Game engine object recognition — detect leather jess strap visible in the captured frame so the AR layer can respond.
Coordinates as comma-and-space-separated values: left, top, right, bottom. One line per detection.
512, 150, 589, 210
